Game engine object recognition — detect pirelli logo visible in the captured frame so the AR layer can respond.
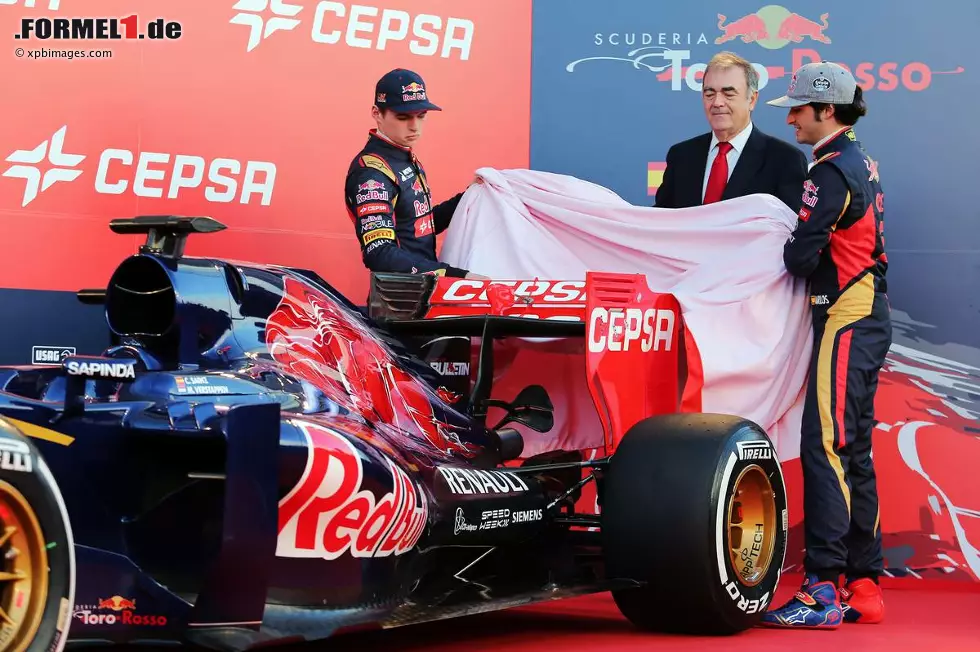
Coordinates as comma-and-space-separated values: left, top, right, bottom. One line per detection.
363, 228, 395, 245
736, 440, 773, 461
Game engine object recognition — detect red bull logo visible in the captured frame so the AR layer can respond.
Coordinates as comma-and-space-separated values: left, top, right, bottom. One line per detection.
358, 179, 384, 192
276, 421, 429, 560
97, 596, 136, 611
715, 6, 830, 49
716, 9, 832, 45
402, 82, 424, 93
72, 594, 166, 627
74, 595, 167, 627
705, 6, 964, 92
866, 157, 880, 183
802, 180, 819, 208
777, 12, 830, 44
411, 178, 423, 195
715, 13, 770, 45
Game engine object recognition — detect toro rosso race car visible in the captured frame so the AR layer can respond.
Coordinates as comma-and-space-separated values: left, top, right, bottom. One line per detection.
0, 216, 787, 652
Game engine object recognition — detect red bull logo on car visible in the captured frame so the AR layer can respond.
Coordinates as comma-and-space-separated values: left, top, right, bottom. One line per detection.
97, 596, 136, 611
73, 595, 168, 627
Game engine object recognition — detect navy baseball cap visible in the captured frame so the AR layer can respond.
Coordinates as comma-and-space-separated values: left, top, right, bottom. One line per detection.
374, 69, 442, 113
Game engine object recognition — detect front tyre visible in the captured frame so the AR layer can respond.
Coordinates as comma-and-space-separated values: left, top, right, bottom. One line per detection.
601, 413, 788, 635
0, 420, 76, 652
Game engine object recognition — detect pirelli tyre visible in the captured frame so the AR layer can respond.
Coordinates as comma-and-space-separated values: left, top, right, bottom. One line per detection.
601, 413, 787, 635
0, 419, 76, 652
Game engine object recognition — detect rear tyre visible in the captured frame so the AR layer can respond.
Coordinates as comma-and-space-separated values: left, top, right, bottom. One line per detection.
0, 420, 75, 652
601, 413, 787, 635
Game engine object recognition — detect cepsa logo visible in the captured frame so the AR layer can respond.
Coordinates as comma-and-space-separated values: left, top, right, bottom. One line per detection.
587, 306, 676, 353
566, 6, 964, 93
2, 125, 276, 208
426, 280, 588, 321
229, 0, 474, 58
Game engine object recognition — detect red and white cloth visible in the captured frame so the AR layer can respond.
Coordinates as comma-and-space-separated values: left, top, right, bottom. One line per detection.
440, 167, 812, 460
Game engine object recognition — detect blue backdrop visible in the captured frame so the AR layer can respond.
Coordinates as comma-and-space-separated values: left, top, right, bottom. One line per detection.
531, 0, 979, 362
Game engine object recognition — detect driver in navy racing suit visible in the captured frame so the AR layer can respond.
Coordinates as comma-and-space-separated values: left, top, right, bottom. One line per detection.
344, 69, 488, 280
762, 61, 890, 631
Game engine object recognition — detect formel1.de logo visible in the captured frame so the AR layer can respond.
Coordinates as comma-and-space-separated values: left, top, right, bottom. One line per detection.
15, 14, 182, 41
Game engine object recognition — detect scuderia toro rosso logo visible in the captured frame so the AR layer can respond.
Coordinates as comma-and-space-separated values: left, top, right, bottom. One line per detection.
566, 5, 964, 93
73, 595, 167, 627
2, 125, 277, 208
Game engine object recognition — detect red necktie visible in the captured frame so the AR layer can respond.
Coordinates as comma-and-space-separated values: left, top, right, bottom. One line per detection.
703, 141, 733, 205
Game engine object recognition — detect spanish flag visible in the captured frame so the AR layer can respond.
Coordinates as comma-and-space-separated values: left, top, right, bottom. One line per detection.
647, 162, 666, 196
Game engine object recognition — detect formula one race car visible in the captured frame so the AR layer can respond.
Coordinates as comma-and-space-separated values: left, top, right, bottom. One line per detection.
0, 216, 787, 652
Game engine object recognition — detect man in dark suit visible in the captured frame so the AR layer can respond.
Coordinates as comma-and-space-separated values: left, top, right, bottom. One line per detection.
655, 52, 807, 212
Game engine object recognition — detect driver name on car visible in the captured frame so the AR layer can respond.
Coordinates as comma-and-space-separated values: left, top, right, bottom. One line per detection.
344, 69, 488, 280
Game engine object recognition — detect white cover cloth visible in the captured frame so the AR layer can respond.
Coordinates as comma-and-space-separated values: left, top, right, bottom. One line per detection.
440, 168, 812, 461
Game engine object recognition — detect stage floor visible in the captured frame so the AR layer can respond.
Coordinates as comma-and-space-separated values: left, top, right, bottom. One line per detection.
334, 576, 980, 652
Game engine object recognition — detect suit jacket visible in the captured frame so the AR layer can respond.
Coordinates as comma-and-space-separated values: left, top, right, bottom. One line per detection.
654, 126, 808, 212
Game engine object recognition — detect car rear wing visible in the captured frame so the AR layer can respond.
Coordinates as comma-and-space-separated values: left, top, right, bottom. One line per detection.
368, 271, 700, 455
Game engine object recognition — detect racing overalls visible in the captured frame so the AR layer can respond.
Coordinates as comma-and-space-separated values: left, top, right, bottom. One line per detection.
783, 125, 891, 582
344, 130, 469, 278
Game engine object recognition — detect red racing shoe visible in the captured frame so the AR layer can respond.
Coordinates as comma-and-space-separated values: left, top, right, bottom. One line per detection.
759, 573, 843, 629
839, 578, 885, 624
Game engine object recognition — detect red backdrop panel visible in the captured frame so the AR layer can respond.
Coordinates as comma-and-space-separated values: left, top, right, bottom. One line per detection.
0, 0, 532, 300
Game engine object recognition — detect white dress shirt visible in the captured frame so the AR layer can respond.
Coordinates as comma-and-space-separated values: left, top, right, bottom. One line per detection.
701, 121, 754, 202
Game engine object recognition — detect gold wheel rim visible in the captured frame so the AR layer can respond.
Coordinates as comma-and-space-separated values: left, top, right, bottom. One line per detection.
726, 464, 777, 588
0, 480, 49, 652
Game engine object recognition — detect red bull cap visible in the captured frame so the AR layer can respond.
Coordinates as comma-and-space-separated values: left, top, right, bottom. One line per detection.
374, 69, 442, 113
767, 61, 857, 108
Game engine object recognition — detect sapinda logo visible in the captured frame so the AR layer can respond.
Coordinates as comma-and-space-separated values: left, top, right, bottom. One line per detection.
229, 0, 475, 59
2, 125, 277, 208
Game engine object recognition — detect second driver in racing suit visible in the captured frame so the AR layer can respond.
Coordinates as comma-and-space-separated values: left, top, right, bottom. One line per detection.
344, 69, 487, 280
762, 62, 890, 630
